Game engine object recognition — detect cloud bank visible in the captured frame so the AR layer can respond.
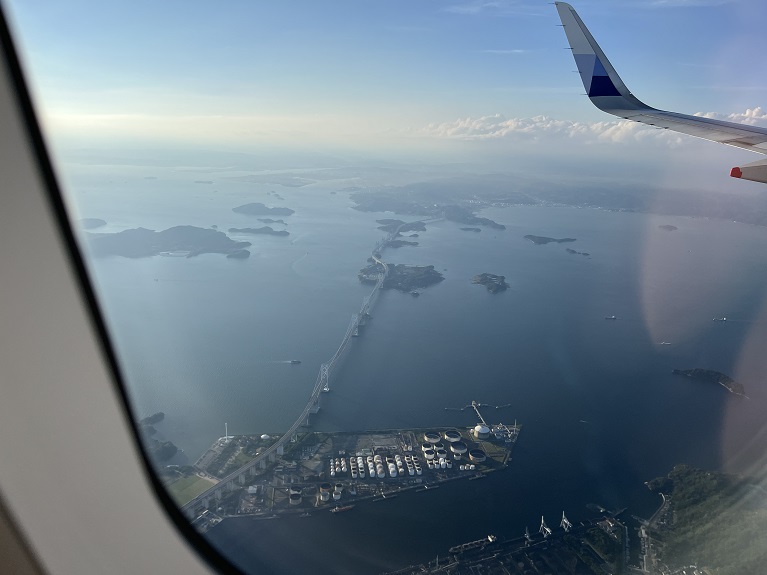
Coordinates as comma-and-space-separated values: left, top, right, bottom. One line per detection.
416, 107, 767, 148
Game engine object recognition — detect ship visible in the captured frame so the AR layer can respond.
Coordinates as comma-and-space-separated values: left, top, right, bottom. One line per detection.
330, 505, 354, 513
449, 535, 497, 554
605, 315, 617, 320
289, 360, 301, 364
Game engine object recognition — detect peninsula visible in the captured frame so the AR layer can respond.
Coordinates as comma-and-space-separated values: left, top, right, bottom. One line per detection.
524, 235, 576, 245
472, 273, 509, 293
376, 219, 427, 234
86, 226, 251, 258
671, 368, 746, 396
232, 202, 295, 216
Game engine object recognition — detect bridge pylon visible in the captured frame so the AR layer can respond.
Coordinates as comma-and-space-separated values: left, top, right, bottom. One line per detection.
320, 363, 330, 392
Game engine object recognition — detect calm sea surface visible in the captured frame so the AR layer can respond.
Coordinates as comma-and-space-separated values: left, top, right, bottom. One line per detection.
69, 162, 767, 574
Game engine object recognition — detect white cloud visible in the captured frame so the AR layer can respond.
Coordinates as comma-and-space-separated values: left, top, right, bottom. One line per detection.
415, 107, 767, 147
415, 113, 684, 146
695, 106, 767, 126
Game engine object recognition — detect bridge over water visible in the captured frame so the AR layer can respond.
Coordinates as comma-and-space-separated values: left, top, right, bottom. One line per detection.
181, 229, 398, 519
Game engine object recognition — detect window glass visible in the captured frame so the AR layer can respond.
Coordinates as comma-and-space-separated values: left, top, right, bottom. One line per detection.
5, 1, 767, 573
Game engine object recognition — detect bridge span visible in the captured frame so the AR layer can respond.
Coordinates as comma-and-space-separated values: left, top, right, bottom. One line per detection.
181, 229, 398, 519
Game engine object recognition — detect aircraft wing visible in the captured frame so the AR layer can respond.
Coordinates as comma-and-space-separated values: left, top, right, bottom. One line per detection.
555, 2, 767, 184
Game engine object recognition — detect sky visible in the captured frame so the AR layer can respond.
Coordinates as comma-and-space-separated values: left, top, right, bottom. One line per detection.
4, 0, 767, 171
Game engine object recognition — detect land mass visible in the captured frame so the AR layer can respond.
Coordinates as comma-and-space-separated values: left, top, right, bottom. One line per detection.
659, 224, 678, 231
229, 226, 289, 237
460, 227, 481, 233
671, 368, 746, 396
86, 226, 251, 258
352, 194, 505, 230
387, 240, 418, 248
646, 464, 767, 575
232, 202, 295, 216
358, 262, 444, 292
524, 235, 577, 245
472, 273, 509, 293
376, 219, 427, 234
258, 218, 287, 225
566, 248, 590, 257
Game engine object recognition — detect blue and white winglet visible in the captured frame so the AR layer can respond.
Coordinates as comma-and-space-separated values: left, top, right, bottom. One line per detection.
555, 2, 767, 185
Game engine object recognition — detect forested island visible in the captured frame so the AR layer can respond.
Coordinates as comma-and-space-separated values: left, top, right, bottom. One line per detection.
646, 464, 767, 574
228, 226, 289, 237
232, 202, 295, 216
566, 248, 590, 257
351, 192, 505, 230
358, 262, 444, 292
86, 226, 251, 258
671, 368, 746, 396
524, 235, 577, 245
659, 224, 678, 231
376, 219, 427, 234
460, 227, 481, 232
387, 240, 418, 248
472, 273, 509, 293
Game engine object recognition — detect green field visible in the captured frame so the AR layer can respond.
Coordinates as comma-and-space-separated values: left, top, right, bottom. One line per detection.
167, 475, 216, 506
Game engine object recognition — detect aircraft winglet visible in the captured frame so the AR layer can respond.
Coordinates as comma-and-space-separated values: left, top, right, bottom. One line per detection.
555, 2, 767, 184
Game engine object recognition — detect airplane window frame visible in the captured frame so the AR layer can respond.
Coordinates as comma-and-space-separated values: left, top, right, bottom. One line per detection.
0, 6, 244, 574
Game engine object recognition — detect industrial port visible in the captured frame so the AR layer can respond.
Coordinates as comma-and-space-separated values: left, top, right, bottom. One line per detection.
187, 417, 520, 525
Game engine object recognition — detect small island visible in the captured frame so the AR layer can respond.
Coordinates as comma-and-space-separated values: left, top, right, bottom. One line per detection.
524, 235, 576, 245
229, 226, 289, 237
387, 239, 418, 248
460, 227, 481, 233
86, 225, 251, 258
672, 368, 746, 396
232, 202, 295, 216
565, 248, 590, 256
358, 262, 444, 292
376, 219, 427, 234
659, 224, 678, 231
472, 273, 509, 293
258, 218, 287, 225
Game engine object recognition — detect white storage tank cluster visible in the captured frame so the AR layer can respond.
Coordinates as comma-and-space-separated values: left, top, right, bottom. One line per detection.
423, 431, 441, 444
450, 441, 468, 459
468, 449, 487, 463
443, 430, 461, 442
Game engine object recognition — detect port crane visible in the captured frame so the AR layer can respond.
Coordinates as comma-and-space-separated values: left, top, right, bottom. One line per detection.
560, 511, 572, 532
524, 526, 532, 544
539, 516, 552, 538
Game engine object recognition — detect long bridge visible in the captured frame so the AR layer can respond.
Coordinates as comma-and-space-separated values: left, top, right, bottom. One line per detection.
181, 229, 397, 519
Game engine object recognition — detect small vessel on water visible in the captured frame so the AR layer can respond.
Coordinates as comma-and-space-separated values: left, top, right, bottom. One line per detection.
289, 360, 301, 364
330, 505, 354, 513
713, 317, 727, 322
605, 315, 617, 320
449, 535, 497, 554
298, 512, 311, 518
658, 341, 671, 345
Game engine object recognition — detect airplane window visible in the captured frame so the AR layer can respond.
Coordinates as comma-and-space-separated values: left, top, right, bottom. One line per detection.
5, 0, 767, 573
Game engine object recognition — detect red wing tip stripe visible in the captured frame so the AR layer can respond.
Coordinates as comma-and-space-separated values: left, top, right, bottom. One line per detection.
730, 167, 743, 178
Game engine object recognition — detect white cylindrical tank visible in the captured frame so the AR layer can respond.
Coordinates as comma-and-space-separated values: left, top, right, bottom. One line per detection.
332, 491, 341, 500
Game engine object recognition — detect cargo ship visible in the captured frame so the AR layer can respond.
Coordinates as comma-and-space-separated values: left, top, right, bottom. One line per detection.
289, 360, 301, 364
449, 535, 497, 554
330, 505, 354, 513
